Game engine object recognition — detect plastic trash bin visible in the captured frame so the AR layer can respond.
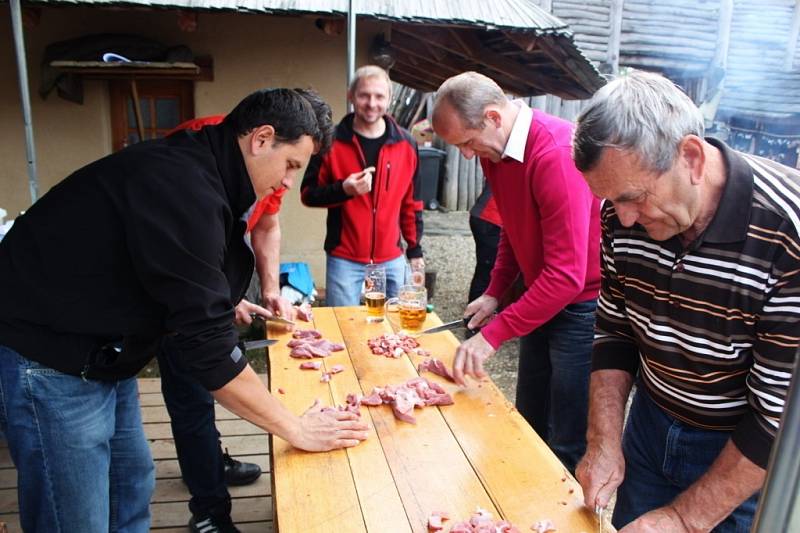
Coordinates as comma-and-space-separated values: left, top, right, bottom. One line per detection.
417, 147, 446, 210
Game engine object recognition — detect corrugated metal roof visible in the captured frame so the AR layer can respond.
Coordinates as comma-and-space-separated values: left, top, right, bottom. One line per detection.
33, 0, 572, 34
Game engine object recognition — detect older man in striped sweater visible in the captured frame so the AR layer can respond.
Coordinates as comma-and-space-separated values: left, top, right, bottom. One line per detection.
573, 71, 800, 532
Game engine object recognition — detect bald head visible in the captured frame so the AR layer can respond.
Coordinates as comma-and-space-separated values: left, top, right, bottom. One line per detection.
432, 72, 507, 130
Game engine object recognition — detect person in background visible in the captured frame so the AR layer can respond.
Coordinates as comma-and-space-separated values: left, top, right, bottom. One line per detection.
0, 88, 368, 533
467, 184, 502, 304
573, 71, 800, 532
301, 65, 424, 305
432, 72, 601, 473
160, 91, 335, 533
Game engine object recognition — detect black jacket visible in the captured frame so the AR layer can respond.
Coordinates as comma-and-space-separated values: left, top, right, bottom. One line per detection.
0, 123, 255, 389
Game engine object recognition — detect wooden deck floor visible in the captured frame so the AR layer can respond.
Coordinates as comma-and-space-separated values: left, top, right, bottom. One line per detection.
0, 377, 274, 532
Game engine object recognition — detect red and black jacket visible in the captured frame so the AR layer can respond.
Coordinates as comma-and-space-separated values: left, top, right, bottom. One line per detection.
301, 113, 423, 264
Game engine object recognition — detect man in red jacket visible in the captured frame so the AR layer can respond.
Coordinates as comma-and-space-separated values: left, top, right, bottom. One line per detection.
301, 65, 424, 305
432, 72, 601, 473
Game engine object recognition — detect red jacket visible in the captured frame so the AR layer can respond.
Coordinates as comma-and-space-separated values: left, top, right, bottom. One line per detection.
301, 114, 423, 264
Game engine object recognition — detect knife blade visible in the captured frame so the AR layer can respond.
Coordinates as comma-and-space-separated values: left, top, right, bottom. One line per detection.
242, 338, 278, 350
249, 313, 296, 327
418, 316, 478, 336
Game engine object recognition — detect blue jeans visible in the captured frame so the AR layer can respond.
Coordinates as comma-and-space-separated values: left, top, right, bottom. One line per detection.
325, 254, 407, 306
157, 349, 230, 519
516, 299, 596, 472
613, 386, 759, 532
0, 344, 154, 532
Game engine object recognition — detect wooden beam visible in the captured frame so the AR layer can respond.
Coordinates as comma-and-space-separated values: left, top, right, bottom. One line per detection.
535, 35, 603, 96
785, 0, 800, 71
714, 0, 734, 69
502, 30, 537, 53
608, 0, 624, 74
391, 63, 441, 92
392, 26, 537, 96
391, 32, 462, 76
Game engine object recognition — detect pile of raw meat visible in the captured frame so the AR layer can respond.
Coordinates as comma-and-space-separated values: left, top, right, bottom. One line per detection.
324, 377, 453, 424
428, 509, 523, 532
288, 329, 345, 359
368, 333, 430, 358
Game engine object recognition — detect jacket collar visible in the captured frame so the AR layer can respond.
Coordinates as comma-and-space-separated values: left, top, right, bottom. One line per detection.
335, 113, 406, 145
701, 137, 754, 244
198, 122, 257, 218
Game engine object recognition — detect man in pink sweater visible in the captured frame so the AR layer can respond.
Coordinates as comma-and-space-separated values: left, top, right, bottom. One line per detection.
432, 72, 601, 471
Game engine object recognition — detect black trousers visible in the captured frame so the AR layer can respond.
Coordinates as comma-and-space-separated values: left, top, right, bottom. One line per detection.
158, 349, 231, 519
468, 216, 502, 303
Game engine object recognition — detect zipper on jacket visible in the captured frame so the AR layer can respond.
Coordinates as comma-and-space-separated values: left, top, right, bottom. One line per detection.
385, 162, 391, 192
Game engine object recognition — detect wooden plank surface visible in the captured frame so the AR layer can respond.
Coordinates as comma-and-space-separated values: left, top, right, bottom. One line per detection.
267, 316, 367, 533
405, 314, 600, 532
313, 308, 411, 533
334, 306, 498, 532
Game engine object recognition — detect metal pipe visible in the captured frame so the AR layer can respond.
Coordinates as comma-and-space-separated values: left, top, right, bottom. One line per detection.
346, 0, 356, 108
10, 0, 40, 204
752, 348, 800, 532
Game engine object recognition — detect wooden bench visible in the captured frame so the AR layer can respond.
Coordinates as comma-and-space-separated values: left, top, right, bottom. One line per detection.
268, 306, 604, 532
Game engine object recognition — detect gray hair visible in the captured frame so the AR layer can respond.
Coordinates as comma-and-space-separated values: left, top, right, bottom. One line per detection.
433, 72, 507, 130
348, 65, 392, 98
573, 70, 704, 174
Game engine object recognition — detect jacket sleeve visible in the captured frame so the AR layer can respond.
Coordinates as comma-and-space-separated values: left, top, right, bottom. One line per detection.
481, 146, 597, 349
301, 152, 351, 207
400, 141, 424, 259
122, 162, 247, 391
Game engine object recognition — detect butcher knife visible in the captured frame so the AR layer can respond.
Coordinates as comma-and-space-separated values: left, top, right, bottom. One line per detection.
241, 338, 278, 350
249, 313, 296, 327
417, 316, 479, 337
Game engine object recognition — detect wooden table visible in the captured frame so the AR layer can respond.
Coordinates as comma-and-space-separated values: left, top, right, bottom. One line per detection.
267, 306, 602, 533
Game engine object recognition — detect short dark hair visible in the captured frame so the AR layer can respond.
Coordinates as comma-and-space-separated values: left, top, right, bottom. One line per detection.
224, 88, 319, 145
294, 88, 335, 156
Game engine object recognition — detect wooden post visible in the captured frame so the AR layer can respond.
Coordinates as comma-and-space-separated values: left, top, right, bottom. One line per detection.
608, 0, 624, 75
129, 79, 146, 142
457, 154, 468, 211
466, 157, 476, 210
715, 0, 734, 70
786, 0, 800, 71
443, 145, 460, 211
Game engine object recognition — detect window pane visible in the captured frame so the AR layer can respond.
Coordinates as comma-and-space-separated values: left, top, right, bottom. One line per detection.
156, 98, 180, 129
126, 98, 151, 130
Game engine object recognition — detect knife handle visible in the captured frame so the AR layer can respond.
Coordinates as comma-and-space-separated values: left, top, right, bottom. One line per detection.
463, 315, 480, 336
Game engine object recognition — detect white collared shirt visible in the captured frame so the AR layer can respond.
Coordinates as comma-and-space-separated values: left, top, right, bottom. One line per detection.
501, 100, 534, 163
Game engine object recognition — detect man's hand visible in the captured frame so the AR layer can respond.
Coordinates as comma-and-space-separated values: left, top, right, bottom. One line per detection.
234, 299, 273, 326
342, 167, 376, 197
289, 399, 370, 451
409, 257, 425, 285
619, 506, 689, 533
262, 292, 298, 326
452, 332, 496, 386
464, 294, 498, 330
576, 441, 626, 510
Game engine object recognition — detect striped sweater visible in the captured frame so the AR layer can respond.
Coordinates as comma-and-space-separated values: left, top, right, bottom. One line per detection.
593, 138, 800, 468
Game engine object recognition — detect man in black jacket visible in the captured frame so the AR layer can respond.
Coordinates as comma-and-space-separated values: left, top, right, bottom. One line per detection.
0, 88, 368, 533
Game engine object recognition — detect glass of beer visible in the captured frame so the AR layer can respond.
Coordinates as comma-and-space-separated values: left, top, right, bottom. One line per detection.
364, 264, 386, 322
385, 284, 427, 335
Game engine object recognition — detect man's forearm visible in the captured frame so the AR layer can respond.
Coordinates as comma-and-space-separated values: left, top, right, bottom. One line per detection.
669, 440, 765, 532
251, 214, 281, 295
212, 364, 301, 443
587, 369, 634, 447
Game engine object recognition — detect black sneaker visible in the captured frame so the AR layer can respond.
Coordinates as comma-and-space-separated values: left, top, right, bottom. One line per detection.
188, 514, 241, 533
223, 447, 262, 486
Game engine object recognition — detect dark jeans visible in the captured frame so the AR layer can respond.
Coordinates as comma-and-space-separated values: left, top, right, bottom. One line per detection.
157, 350, 231, 519
468, 216, 501, 303
515, 299, 596, 472
613, 387, 759, 532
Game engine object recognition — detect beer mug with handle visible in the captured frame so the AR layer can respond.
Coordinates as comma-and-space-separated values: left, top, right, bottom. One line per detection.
364, 263, 386, 322
385, 284, 427, 335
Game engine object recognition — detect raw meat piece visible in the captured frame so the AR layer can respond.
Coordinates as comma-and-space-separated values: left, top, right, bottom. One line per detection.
289, 338, 345, 359
531, 519, 556, 532
277, 388, 285, 394
320, 372, 332, 383
292, 329, 322, 340
360, 390, 384, 406
417, 358, 456, 382
448, 509, 522, 533
296, 302, 313, 322
320, 365, 345, 382
329, 364, 345, 374
367, 333, 423, 358
299, 361, 322, 370
354, 377, 453, 423
427, 511, 450, 531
